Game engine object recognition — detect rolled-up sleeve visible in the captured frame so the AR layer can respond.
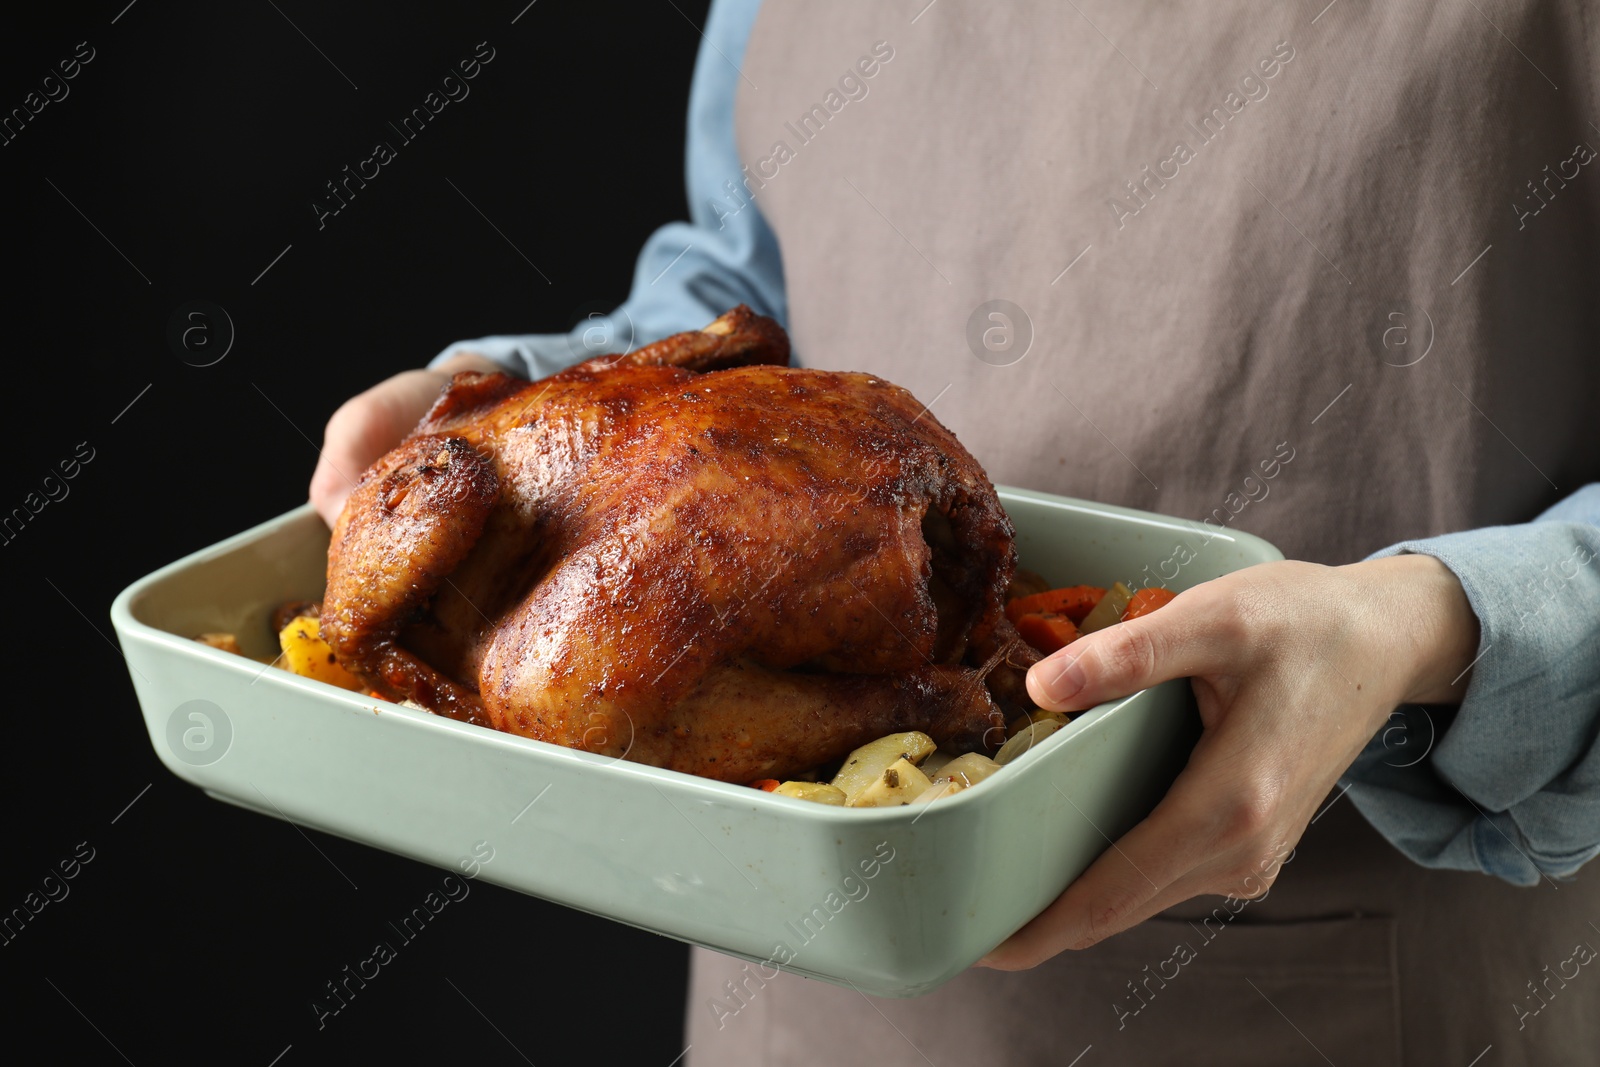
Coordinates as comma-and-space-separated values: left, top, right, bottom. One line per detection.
1343, 484, 1600, 885
429, 0, 779, 379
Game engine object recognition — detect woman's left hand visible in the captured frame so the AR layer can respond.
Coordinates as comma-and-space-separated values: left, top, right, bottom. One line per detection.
979, 555, 1479, 970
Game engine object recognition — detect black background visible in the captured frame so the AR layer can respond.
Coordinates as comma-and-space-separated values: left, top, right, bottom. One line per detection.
2, 2, 709, 1063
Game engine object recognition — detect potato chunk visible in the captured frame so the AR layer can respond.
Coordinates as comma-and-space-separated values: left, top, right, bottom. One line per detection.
194, 632, 243, 655
1078, 581, 1134, 634
1006, 708, 1069, 738
909, 779, 967, 804
773, 781, 847, 805
831, 731, 936, 804
849, 758, 933, 807
277, 615, 365, 691
994, 716, 1065, 766
936, 752, 1002, 788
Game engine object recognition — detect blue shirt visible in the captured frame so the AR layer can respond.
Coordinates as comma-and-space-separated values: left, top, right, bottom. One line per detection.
433, 0, 1600, 887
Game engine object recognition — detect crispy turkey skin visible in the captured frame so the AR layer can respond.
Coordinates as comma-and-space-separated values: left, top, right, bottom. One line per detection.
322, 307, 1034, 783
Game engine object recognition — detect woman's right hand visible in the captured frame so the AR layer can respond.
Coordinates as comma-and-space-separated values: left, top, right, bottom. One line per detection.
309, 353, 502, 528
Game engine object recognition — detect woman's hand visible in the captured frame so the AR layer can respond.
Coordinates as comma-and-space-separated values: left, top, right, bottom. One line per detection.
309, 353, 502, 528
980, 555, 1479, 970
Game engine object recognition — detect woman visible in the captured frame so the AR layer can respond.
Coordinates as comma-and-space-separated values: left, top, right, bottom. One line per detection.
311, 2, 1600, 1062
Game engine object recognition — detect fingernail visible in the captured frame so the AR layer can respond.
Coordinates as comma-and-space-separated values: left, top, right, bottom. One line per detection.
1031, 653, 1085, 706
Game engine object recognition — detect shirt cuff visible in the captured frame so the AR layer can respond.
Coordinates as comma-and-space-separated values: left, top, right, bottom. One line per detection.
429, 313, 643, 380
1343, 487, 1600, 883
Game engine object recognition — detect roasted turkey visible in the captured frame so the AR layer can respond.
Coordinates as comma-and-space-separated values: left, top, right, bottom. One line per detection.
322, 307, 1036, 783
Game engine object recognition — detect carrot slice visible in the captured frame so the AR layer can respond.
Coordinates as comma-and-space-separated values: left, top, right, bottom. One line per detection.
749, 779, 781, 791
1015, 612, 1081, 655
1005, 585, 1106, 625
1122, 587, 1177, 621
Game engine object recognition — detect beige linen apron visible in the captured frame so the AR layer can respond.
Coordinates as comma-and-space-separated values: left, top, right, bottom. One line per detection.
687, 2, 1600, 1063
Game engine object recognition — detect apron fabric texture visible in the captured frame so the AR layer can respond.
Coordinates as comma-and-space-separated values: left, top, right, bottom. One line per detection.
688, 2, 1600, 1063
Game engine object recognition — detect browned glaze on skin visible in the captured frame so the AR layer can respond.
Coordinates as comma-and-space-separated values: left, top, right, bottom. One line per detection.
323, 306, 1023, 782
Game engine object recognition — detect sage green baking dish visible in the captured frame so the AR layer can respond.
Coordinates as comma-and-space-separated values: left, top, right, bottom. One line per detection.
109, 488, 1280, 997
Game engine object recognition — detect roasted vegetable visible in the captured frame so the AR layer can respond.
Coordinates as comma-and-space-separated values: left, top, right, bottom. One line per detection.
994, 716, 1065, 765
909, 779, 967, 804
1015, 612, 1079, 654
935, 751, 1002, 788
773, 781, 847, 805
1078, 581, 1135, 634
277, 615, 365, 691
1005, 584, 1105, 625
849, 757, 933, 807
831, 731, 937, 804
1006, 708, 1069, 738
194, 632, 243, 655
1123, 587, 1178, 620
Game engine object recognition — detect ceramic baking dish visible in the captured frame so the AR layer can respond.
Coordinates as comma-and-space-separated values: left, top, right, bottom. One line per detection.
110, 488, 1281, 997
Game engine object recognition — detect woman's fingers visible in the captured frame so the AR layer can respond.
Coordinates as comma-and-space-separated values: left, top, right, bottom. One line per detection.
311, 356, 503, 528
984, 560, 1466, 971
310, 399, 376, 527
982, 859, 1244, 971
980, 831, 1197, 969
978, 749, 1239, 966
982, 741, 1310, 969
310, 369, 453, 527
996, 828, 1295, 966
980, 674, 1310, 970
1026, 584, 1248, 712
